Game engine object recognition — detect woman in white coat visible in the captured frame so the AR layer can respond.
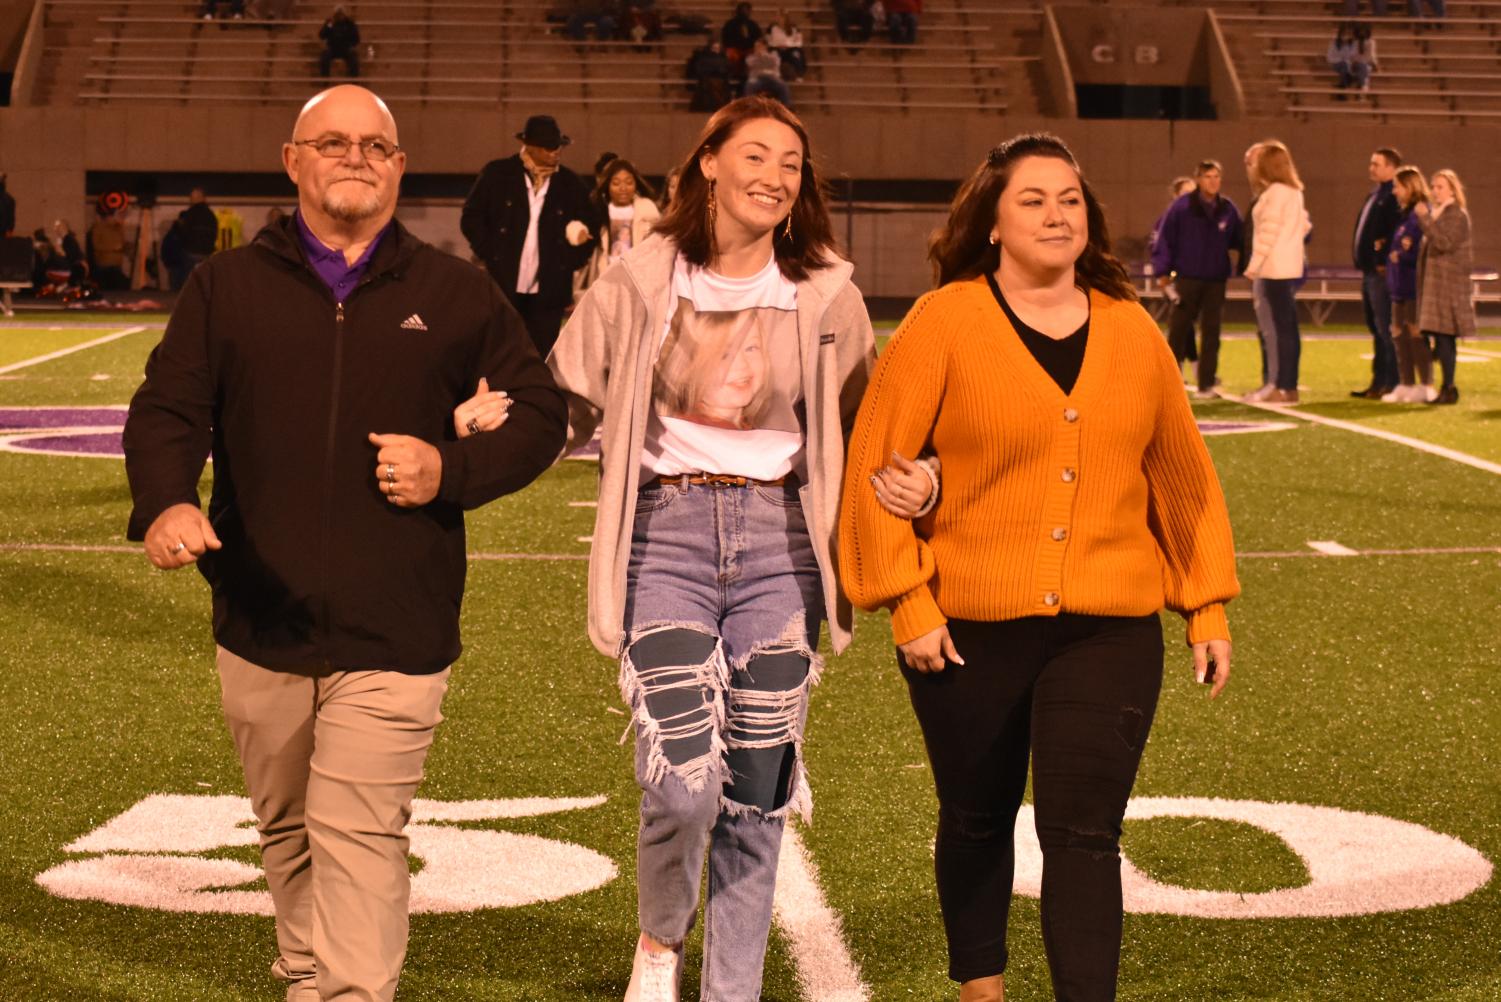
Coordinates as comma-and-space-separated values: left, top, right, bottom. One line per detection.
1243, 142, 1311, 404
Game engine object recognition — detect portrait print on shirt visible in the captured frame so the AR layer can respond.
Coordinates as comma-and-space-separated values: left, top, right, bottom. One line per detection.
643, 255, 803, 482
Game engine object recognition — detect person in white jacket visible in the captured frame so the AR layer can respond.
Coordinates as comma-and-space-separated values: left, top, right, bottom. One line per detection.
1243, 141, 1311, 403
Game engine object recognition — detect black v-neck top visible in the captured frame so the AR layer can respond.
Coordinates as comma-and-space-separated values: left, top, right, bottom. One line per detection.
986, 272, 1090, 394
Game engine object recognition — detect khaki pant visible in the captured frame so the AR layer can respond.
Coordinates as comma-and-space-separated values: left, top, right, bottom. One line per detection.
217, 647, 449, 1002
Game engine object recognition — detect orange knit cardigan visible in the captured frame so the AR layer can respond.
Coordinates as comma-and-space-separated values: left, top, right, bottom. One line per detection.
838, 277, 1239, 647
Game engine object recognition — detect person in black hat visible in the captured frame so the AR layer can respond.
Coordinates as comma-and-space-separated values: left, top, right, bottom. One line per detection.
461, 114, 599, 357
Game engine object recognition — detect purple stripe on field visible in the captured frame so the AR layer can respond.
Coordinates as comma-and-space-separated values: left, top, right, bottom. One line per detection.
0, 408, 127, 430
9, 432, 124, 456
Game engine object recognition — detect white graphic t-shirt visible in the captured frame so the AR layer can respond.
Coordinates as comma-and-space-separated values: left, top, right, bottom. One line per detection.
608, 203, 634, 260
641, 253, 803, 481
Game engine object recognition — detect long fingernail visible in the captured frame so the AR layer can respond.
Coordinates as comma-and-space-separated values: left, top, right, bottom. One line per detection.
1196, 672, 1206, 684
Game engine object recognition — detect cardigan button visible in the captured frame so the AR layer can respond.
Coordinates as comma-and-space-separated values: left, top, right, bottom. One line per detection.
1063, 408, 1079, 422
1052, 527, 1068, 541
1061, 467, 1077, 483
1043, 592, 1060, 607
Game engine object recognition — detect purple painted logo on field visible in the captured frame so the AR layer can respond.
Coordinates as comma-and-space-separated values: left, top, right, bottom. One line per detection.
0, 407, 127, 458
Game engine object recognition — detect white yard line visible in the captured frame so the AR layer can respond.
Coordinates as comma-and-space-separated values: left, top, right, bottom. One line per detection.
0, 543, 591, 561
1238, 399, 1501, 476
1306, 540, 1360, 556
0, 325, 149, 375
1239, 545, 1501, 559
774, 822, 872, 1002
1456, 344, 1501, 360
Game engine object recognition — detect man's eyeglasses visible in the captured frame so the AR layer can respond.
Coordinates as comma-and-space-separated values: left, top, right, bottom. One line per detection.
292, 137, 401, 162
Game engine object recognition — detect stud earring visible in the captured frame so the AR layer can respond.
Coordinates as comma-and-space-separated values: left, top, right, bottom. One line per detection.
988, 233, 999, 245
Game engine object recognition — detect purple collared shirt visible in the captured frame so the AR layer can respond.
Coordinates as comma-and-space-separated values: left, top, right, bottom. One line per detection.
295, 211, 390, 303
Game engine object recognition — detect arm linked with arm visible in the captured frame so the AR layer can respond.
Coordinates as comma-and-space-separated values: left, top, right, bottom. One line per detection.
434, 285, 568, 509
836, 298, 949, 645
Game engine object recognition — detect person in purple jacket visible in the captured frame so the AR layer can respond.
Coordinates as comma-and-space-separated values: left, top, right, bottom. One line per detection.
1383, 166, 1436, 402
1150, 159, 1244, 398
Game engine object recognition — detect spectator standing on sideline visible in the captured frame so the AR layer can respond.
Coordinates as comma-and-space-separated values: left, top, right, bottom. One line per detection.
319, 7, 361, 78
176, 188, 219, 275
0, 174, 14, 236
1349, 147, 1402, 399
1151, 160, 1243, 399
1244, 142, 1310, 404
767, 11, 805, 79
744, 37, 792, 106
1147, 176, 1197, 374
122, 85, 567, 1002
687, 37, 733, 111
1382, 166, 1435, 403
88, 206, 130, 290
1414, 168, 1473, 405
461, 114, 597, 358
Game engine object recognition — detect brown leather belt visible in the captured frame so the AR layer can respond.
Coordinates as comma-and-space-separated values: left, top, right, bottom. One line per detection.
650, 473, 789, 489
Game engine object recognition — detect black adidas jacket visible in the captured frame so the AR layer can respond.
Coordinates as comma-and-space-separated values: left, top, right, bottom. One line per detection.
124, 216, 567, 674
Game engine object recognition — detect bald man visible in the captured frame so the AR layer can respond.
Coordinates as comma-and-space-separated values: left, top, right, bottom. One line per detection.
122, 86, 566, 1001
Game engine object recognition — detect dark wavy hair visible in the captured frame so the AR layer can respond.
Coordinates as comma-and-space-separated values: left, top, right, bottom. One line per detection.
653, 96, 837, 282
927, 132, 1136, 302
591, 157, 656, 216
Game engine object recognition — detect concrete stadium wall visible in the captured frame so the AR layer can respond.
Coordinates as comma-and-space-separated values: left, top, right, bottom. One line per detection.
1, 104, 1495, 297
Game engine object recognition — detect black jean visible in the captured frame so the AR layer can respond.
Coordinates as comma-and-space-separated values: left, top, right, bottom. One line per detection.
902, 614, 1164, 998
506, 292, 566, 359
1167, 278, 1225, 390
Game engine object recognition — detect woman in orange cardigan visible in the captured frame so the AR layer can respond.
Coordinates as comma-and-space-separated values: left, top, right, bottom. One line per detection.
839, 133, 1239, 1002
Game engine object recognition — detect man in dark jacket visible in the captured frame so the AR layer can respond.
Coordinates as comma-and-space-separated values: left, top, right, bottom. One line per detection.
460, 114, 596, 357
1150, 159, 1244, 398
1350, 146, 1402, 398
175, 187, 220, 273
123, 85, 566, 1002
318, 5, 361, 77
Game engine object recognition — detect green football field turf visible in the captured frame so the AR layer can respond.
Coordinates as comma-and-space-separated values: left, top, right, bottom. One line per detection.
1, 317, 1498, 1001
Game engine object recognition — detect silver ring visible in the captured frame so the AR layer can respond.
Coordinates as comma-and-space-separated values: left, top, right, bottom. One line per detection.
466, 418, 480, 436
385, 463, 396, 483
171, 541, 186, 554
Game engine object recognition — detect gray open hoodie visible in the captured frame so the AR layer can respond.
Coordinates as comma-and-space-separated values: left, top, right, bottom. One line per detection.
547, 233, 876, 657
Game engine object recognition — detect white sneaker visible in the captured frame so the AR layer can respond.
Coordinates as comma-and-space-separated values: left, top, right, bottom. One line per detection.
1243, 384, 1274, 402
1381, 386, 1408, 402
1422, 384, 1439, 402
1193, 388, 1220, 400
624, 935, 682, 1002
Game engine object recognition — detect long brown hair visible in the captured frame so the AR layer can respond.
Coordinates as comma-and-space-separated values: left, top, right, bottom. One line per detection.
654, 96, 837, 282
1251, 141, 1303, 191
927, 132, 1136, 301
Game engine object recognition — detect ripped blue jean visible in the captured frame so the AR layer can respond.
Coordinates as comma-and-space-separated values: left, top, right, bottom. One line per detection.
621, 477, 824, 1002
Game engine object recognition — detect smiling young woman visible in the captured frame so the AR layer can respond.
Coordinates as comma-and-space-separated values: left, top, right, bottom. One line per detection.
840, 133, 1239, 1002
533, 96, 934, 1002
